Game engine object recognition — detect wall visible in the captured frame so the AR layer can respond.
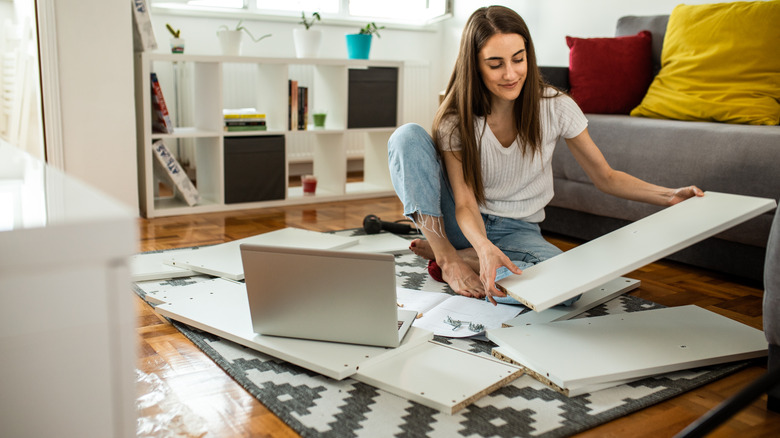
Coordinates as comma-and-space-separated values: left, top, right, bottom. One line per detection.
51, 0, 138, 210
439, 0, 718, 90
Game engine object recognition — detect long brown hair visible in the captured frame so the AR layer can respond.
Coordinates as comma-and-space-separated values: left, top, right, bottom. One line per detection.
433, 5, 546, 206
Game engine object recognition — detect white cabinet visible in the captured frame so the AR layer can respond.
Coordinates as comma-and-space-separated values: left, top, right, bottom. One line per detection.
134, 53, 402, 218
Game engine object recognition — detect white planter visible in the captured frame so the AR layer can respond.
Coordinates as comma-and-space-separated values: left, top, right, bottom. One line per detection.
218, 30, 243, 56
293, 28, 322, 58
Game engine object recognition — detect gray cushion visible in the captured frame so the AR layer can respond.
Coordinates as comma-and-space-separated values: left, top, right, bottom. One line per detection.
616, 15, 669, 75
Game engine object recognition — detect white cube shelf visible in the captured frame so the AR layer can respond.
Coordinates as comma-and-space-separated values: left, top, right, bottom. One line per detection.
135, 53, 403, 218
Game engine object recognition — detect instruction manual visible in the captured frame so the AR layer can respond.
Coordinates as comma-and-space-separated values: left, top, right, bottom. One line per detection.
396, 288, 522, 338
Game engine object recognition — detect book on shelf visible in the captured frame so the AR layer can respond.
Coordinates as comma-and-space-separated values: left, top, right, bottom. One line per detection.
223, 108, 267, 132
225, 124, 267, 132
223, 108, 265, 118
288, 80, 298, 131
298, 86, 309, 130
152, 139, 200, 206
151, 72, 173, 134
288, 81, 311, 131
131, 0, 157, 52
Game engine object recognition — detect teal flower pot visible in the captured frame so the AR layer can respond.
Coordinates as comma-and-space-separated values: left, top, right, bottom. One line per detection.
346, 34, 372, 59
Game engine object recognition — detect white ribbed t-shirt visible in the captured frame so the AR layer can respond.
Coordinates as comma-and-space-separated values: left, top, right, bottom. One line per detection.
438, 88, 588, 222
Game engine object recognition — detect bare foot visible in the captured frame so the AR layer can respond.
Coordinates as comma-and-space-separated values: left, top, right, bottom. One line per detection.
440, 259, 486, 299
410, 239, 481, 271
409, 239, 436, 260
410, 239, 488, 297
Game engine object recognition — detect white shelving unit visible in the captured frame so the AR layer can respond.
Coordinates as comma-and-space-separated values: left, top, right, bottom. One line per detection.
134, 53, 403, 218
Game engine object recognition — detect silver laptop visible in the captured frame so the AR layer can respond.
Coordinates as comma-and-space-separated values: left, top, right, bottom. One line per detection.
240, 244, 417, 348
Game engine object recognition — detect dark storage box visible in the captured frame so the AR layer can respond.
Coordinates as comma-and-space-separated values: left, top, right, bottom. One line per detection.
224, 135, 285, 204
348, 67, 398, 128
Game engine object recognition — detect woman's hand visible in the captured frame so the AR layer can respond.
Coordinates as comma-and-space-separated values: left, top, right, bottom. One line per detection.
476, 243, 522, 305
668, 185, 705, 205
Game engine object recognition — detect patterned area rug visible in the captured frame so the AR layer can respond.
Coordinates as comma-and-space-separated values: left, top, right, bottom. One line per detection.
133, 229, 749, 437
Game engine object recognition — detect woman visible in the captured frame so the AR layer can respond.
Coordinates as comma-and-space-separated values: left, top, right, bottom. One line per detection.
387, 6, 702, 306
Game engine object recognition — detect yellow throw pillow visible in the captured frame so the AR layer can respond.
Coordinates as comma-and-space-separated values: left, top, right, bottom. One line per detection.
631, 1, 780, 125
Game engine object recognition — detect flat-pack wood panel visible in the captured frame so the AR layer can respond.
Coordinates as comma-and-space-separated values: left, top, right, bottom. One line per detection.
356, 342, 523, 414
498, 192, 776, 311
503, 277, 640, 327
487, 305, 767, 389
130, 249, 196, 282
165, 227, 358, 280
153, 278, 432, 380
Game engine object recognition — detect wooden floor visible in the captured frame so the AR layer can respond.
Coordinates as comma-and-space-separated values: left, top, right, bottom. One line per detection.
135, 196, 780, 437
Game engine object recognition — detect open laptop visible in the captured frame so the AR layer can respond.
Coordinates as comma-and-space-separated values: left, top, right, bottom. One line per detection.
240, 244, 417, 348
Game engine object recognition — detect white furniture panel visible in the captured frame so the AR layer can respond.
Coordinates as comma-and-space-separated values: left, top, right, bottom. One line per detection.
152, 277, 432, 380
130, 249, 196, 282
165, 227, 359, 280
491, 348, 635, 397
0, 142, 136, 437
503, 277, 640, 327
498, 192, 777, 311
355, 342, 523, 414
487, 305, 767, 391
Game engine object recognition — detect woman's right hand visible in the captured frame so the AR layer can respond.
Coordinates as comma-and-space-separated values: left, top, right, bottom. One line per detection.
476, 243, 522, 305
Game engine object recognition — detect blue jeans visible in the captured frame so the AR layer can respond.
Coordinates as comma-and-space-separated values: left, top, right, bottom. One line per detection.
388, 123, 579, 307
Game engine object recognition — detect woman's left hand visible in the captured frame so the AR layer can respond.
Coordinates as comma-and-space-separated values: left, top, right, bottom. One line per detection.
669, 185, 705, 205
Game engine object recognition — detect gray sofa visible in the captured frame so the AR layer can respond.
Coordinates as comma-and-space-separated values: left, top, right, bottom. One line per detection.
540, 15, 780, 283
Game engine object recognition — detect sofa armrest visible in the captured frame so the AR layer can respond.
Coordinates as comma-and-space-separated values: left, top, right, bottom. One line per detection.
540, 66, 570, 92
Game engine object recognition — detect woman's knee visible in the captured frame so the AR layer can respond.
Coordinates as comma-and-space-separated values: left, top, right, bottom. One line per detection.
390, 123, 429, 141
388, 123, 435, 158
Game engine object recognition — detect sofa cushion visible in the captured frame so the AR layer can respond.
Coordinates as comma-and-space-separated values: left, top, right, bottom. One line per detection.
615, 15, 668, 75
566, 31, 652, 114
630, 1, 780, 125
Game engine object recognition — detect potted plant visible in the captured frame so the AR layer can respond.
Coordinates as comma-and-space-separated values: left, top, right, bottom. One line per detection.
293, 11, 322, 58
346, 22, 385, 59
166, 23, 184, 54
217, 20, 271, 56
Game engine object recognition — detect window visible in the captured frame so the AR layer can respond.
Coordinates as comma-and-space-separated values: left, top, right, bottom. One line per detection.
255, 0, 339, 14
151, 0, 451, 26
187, 0, 246, 8
349, 0, 448, 22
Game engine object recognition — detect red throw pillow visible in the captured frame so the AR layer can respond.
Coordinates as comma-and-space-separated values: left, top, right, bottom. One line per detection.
566, 31, 653, 114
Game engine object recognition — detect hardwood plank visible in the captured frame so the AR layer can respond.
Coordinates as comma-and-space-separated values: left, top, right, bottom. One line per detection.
135, 196, 780, 437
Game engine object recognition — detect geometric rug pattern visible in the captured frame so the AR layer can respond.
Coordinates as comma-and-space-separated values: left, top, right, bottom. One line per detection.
133, 229, 749, 437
